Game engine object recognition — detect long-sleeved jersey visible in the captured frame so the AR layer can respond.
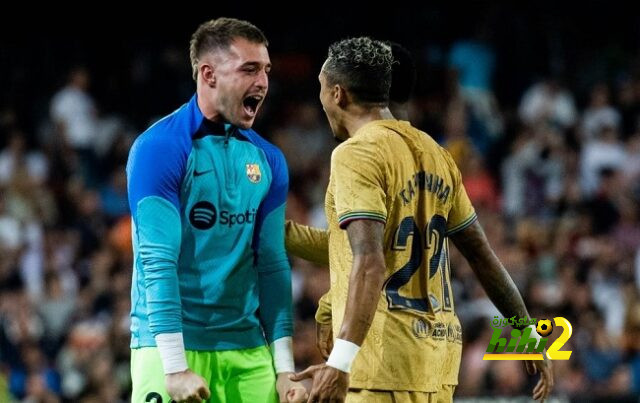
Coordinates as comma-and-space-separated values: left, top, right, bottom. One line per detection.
127, 94, 292, 351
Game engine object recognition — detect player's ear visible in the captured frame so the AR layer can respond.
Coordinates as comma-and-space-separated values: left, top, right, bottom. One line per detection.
200, 63, 216, 88
334, 84, 347, 107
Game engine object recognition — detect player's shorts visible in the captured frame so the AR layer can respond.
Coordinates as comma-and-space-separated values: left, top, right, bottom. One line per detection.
443, 315, 463, 385
347, 384, 456, 403
131, 345, 277, 403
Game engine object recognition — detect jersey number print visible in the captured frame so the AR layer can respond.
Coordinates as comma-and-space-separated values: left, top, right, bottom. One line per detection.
384, 214, 453, 313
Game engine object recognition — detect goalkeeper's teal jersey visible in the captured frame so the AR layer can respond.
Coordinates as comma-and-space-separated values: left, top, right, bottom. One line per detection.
126, 94, 292, 350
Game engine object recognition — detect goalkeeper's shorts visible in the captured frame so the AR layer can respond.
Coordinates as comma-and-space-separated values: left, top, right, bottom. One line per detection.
131, 345, 277, 403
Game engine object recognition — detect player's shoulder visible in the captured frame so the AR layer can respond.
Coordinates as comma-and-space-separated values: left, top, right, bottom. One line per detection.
334, 122, 388, 153
332, 136, 368, 162
133, 102, 194, 152
407, 126, 458, 168
241, 128, 286, 162
355, 120, 397, 142
128, 106, 193, 174
433, 141, 460, 172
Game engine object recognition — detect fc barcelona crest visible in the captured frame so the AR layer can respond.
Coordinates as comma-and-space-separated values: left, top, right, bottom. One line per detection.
246, 163, 261, 183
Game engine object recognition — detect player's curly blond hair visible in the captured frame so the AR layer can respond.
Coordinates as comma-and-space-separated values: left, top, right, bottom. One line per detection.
189, 17, 268, 81
323, 37, 393, 104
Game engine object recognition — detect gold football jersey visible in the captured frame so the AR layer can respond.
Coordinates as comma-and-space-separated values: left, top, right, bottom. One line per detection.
325, 120, 475, 391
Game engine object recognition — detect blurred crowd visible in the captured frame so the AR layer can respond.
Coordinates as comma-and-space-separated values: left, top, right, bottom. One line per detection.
1, 31, 640, 403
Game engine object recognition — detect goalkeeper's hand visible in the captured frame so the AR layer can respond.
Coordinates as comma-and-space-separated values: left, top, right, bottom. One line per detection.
276, 372, 308, 402
165, 369, 211, 403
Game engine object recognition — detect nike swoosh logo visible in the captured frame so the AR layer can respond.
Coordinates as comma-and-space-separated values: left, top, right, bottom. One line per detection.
193, 169, 214, 177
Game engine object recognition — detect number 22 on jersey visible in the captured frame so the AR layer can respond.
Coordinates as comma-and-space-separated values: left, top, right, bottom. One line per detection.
384, 215, 453, 314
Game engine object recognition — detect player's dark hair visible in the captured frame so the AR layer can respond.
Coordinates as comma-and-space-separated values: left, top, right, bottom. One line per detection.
189, 17, 268, 81
389, 42, 416, 104
323, 37, 392, 105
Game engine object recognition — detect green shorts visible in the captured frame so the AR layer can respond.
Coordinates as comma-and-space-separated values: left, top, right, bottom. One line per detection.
131, 345, 278, 403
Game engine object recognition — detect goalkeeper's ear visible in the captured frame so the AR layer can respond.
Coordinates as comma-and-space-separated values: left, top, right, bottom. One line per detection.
199, 62, 216, 88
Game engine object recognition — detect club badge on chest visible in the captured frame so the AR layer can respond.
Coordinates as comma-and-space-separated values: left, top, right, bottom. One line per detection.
246, 163, 261, 183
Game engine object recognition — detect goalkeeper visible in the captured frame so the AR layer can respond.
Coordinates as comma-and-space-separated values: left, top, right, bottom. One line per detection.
127, 17, 306, 403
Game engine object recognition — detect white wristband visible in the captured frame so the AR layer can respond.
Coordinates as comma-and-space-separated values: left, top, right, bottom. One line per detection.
270, 336, 295, 374
326, 338, 360, 373
155, 333, 188, 375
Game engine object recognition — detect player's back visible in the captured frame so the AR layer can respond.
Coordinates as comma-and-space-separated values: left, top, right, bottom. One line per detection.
376, 120, 474, 313
326, 120, 475, 391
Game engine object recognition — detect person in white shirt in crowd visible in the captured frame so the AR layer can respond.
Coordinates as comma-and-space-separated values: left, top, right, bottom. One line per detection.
519, 77, 578, 130
580, 83, 622, 142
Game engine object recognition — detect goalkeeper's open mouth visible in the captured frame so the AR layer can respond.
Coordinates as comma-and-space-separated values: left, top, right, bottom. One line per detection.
242, 94, 264, 118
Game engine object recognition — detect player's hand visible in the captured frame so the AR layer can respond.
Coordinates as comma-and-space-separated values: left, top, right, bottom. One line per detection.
165, 369, 211, 403
524, 354, 554, 401
276, 372, 308, 402
289, 363, 348, 403
316, 322, 333, 360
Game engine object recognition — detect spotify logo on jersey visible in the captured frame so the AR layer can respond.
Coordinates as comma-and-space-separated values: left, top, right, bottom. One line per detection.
189, 201, 217, 229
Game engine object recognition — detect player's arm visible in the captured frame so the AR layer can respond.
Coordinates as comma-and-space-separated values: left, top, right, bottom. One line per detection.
326, 142, 388, 371
315, 289, 332, 325
285, 218, 332, 359
127, 132, 209, 401
450, 221, 530, 322
127, 133, 187, 372
255, 146, 307, 401
253, 147, 293, 363
285, 220, 329, 266
446, 155, 553, 401
336, 219, 386, 344
290, 141, 387, 398
290, 220, 384, 395
450, 219, 553, 400
256, 200, 294, 372
443, 150, 530, 325
290, 219, 384, 397
315, 290, 333, 359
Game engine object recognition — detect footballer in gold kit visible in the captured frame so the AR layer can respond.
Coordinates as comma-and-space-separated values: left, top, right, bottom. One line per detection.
288, 38, 553, 402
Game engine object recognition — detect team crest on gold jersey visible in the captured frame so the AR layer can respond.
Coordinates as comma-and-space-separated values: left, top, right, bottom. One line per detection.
246, 163, 261, 183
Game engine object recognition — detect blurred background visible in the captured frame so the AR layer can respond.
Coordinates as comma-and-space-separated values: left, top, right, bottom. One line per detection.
1, 3, 640, 402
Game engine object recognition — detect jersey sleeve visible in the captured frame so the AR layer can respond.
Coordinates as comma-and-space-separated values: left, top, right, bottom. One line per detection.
332, 141, 388, 229
285, 220, 329, 266
315, 289, 332, 325
445, 158, 477, 235
253, 144, 293, 344
127, 130, 187, 336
